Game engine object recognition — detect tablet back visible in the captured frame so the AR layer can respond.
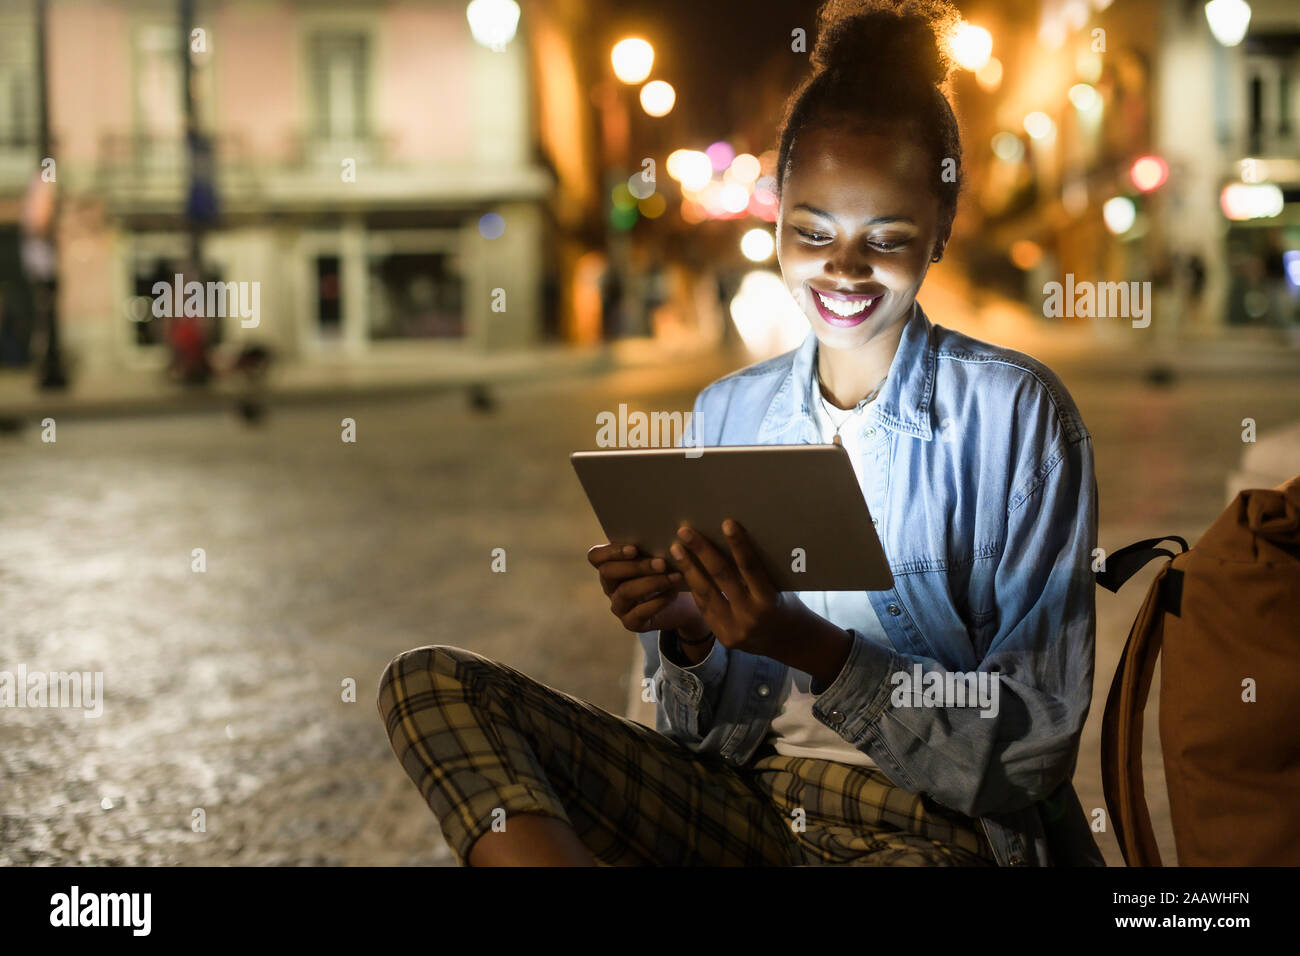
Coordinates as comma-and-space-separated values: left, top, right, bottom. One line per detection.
571, 444, 893, 591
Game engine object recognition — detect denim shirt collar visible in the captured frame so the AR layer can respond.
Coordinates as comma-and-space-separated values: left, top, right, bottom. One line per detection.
756, 300, 937, 444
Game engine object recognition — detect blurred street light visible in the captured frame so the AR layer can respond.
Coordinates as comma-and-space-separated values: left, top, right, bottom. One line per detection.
611, 37, 654, 84
466, 0, 521, 50
730, 270, 807, 357
725, 153, 761, 185
1204, 0, 1252, 47
1063, 0, 1090, 31
1103, 196, 1137, 235
1023, 112, 1055, 140
741, 228, 775, 262
950, 22, 992, 71
706, 141, 734, 171
975, 57, 1002, 92
668, 149, 712, 190
1068, 83, 1099, 111
1221, 182, 1283, 220
1130, 155, 1169, 192
639, 80, 675, 117
1010, 239, 1043, 269
992, 131, 1024, 162
719, 182, 749, 213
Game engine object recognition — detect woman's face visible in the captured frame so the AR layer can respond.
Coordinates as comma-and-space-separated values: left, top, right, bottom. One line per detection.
777, 122, 948, 351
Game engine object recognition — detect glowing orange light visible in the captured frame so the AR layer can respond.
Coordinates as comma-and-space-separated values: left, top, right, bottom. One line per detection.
1010, 240, 1043, 270
1130, 155, 1168, 192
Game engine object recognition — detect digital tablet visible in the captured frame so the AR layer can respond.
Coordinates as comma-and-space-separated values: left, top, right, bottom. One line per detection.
570, 444, 893, 592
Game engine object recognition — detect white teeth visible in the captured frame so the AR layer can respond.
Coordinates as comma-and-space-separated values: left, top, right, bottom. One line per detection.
817, 291, 878, 317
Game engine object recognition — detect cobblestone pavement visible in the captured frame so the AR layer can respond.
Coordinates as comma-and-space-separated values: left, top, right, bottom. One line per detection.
1, 348, 1296, 866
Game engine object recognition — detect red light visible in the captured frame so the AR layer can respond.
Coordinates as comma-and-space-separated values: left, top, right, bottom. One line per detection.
1130, 156, 1168, 192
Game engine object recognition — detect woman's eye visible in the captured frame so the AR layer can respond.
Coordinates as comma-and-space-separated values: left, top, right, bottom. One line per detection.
795, 227, 829, 243
794, 227, 908, 251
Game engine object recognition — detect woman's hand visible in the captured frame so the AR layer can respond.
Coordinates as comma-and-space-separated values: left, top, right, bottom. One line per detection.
587, 542, 710, 637
668, 519, 852, 683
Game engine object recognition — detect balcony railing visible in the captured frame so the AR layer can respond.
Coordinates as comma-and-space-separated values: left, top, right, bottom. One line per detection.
94, 131, 259, 210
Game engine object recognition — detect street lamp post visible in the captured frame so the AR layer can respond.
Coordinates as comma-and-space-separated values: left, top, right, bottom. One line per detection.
30, 0, 66, 390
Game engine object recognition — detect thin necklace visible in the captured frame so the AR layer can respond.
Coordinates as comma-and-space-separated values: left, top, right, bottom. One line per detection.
816, 368, 886, 445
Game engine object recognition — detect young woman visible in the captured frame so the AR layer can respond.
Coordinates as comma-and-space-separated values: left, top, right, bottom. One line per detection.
377, 0, 1104, 867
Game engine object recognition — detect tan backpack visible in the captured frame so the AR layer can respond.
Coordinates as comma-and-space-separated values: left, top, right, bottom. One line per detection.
1099, 473, 1300, 866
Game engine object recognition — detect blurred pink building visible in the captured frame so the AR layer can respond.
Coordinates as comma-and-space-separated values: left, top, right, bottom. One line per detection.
0, 0, 609, 376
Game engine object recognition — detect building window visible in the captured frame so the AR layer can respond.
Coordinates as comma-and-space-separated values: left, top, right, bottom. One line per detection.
131, 256, 179, 347
367, 252, 464, 339
315, 255, 343, 339
308, 32, 369, 143
0, 27, 35, 148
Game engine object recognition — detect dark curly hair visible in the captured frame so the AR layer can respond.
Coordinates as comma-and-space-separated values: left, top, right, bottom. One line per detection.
775, 0, 965, 248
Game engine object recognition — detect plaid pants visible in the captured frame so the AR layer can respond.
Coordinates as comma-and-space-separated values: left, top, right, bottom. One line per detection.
377, 645, 996, 867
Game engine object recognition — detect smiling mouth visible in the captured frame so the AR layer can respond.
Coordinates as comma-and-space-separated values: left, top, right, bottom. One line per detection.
810, 288, 884, 326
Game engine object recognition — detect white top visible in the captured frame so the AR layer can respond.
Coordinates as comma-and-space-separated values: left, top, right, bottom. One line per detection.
762, 381, 889, 767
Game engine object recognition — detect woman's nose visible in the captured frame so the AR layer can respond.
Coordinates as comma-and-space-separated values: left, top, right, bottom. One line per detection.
824, 247, 873, 283
821, 240, 873, 282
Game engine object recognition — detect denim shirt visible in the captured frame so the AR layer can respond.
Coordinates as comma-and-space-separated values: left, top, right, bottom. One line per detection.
638, 302, 1105, 867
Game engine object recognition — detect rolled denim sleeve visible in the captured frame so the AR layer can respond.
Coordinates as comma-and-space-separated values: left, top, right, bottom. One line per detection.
649, 630, 730, 742
809, 433, 1098, 819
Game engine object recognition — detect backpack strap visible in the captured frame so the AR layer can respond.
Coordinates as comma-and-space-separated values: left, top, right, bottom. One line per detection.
1095, 536, 1188, 594
1101, 560, 1178, 866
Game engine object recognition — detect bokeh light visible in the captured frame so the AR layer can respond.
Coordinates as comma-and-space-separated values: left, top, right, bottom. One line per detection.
992, 132, 1024, 162
725, 153, 761, 184
1130, 155, 1169, 192
1102, 196, 1137, 235
951, 23, 993, 71
638, 193, 667, 219
611, 37, 654, 83
706, 141, 735, 172
975, 57, 1003, 92
729, 270, 808, 357
1023, 112, 1055, 140
640, 80, 675, 117
1010, 239, 1043, 270
740, 228, 775, 262
1068, 83, 1099, 111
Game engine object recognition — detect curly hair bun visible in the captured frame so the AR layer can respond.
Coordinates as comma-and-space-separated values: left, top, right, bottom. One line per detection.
811, 0, 960, 95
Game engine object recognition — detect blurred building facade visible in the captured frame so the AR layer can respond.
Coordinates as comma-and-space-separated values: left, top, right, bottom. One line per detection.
952, 0, 1299, 339
0, 0, 611, 376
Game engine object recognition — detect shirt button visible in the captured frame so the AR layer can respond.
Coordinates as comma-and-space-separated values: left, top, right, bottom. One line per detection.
828, 711, 846, 727
756, 683, 771, 698
864, 426, 876, 438
1008, 854, 1026, 866
871, 517, 879, 528
887, 603, 901, 616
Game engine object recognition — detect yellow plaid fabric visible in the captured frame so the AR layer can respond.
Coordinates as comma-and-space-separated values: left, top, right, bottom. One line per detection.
377, 645, 995, 866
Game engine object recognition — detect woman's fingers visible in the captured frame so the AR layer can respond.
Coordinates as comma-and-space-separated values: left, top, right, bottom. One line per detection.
669, 531, 730, 626
587, 543, 636, 567
721, 519, 776, 603
591, 546, 675, 597
674, 524, 750, 603
610, 573, 682, 616
619, 592, 678, 632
